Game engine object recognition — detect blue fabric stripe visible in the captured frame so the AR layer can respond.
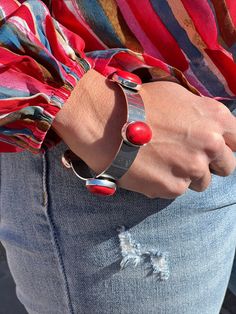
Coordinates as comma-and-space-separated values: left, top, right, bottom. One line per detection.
0, 137, 23, 148
76, 0, 124, 48
150, 0, 230, 97
61, 64, 81, 80
19, 106, 53, 123
27, 0, 52, 52
0, 24, 23, 50
86, 47, 129, 60
0, 127, 33, 137
0, 86, 31, 99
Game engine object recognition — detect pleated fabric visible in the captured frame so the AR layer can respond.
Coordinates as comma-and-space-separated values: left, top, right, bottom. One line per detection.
0, 0, 236, 153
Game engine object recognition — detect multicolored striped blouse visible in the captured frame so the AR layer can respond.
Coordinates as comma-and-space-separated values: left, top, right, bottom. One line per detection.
0, 0, 236, 153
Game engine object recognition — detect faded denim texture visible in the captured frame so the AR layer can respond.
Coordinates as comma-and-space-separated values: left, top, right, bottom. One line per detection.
0, 141, 235, 314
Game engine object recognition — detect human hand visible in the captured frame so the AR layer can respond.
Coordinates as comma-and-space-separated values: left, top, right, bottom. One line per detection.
119, 80, 236, 198
52, 70, 236, 198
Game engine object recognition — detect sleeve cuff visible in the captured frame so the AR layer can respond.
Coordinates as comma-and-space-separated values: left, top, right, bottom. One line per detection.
0, 0, 92, 153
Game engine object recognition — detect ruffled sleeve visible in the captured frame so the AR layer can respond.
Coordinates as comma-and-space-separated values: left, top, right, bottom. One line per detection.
0, 0, 92, 153
0, 0, 199, 154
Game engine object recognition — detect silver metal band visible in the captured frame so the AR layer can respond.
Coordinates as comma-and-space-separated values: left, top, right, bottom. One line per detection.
62, 73, 148, 185
86, 178, 116, 189
98, 85, 145, 179
111, 72, 142, 91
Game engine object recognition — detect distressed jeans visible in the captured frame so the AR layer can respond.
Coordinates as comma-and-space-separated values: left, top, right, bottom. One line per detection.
0, 140, 235, 314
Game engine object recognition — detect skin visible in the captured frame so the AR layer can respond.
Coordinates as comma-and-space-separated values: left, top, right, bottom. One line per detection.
52, 69, 236, 199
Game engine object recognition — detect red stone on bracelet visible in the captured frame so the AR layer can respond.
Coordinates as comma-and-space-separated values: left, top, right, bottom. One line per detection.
86, 185, 116, 196
115, 70, 142, 85
125, 121, 152, 146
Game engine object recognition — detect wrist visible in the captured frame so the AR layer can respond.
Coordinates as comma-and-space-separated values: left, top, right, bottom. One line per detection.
52, 69, 127, 172
61, 70, 153, 196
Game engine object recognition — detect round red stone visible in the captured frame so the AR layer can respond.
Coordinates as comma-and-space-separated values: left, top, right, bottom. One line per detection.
86, 185, 116, 196
126, 121, 152, 145
115, 70, 142, 85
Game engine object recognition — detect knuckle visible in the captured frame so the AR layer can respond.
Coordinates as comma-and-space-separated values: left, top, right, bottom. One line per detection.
221, 163, 236, 176
190, 169, 205, 180
196, 180, 210, 192
188, 155, 207, 179
213, 103, 233, 126
204, 132, 224, 157
190, 175, 211, 192
215, 103, 230, 117
222, 169, 233, 177
195, 186, 206, 192
190, 184, 207, 192
202, 98, 230, 120
201, 178, 211, 190
213, 165, 235, 177
169, 181, 189, 198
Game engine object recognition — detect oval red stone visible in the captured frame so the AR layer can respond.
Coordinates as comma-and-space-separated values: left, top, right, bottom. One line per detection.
115, 70, 142, 85
126, 121, 152, 146
86, 185, 116, 196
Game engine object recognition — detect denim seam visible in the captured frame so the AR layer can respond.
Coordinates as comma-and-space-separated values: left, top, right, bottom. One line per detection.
42, 152, 74, 314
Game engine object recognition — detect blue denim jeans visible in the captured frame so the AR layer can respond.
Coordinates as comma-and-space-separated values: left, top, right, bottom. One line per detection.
0, 140, 235, 314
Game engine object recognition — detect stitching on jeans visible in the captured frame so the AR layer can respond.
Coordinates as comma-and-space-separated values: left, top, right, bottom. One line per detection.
42, 152, 74, 314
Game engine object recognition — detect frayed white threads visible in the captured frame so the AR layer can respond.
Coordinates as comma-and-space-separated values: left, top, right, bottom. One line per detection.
117, 226, 169, 281
117, 226, 143, 269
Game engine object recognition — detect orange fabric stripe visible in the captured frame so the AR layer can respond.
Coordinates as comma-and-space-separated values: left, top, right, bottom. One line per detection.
211, 0, 236, 47
98, 0, 143, 52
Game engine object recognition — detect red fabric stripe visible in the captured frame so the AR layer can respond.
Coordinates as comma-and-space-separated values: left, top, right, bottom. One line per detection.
0, 48, 45, 83
181, 0, 219, 49
45, 14, 75, 66
0, 120, 47, 150
127, 0, 188, 70
0, 140, 23, 153
13, 3, 36, 35
0, 96, 60, 115
0, 0, 20, 21
8, 120, 48, 137
210, 0, 236, 47
50, 0, 105, 52
225, 0, 236, 27
142, 53, 170, 73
